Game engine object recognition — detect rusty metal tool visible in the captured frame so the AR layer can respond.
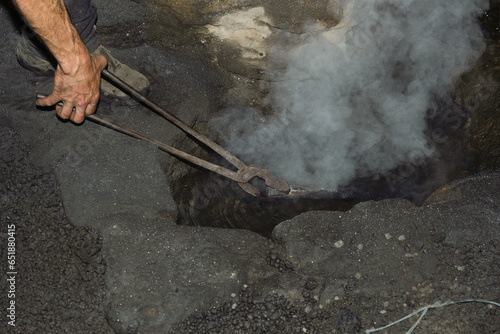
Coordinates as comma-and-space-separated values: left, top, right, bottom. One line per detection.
36, 69, 290, 197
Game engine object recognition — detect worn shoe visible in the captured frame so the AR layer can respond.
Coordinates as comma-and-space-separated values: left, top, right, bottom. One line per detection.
16, 36, 56, 75
16, 38, 150, 97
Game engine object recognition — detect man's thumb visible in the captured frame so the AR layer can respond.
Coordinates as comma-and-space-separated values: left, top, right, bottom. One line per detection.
36, 93, 62, 107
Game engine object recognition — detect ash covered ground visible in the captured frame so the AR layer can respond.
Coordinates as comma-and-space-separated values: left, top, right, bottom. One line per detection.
1, 0, 499, 333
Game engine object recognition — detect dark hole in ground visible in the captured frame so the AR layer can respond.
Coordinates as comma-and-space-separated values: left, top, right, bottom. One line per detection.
170, 94, 473, 238
166, 2, 500, 239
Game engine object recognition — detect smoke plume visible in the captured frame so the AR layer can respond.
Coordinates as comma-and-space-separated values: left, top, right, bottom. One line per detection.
217, 0, 488, 190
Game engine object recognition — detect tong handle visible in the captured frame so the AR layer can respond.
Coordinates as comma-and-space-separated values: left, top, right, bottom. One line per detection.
102, 69, 248, 171
101, 70, 290, 195
36, 73, 291, 197
35, 93, 243, 182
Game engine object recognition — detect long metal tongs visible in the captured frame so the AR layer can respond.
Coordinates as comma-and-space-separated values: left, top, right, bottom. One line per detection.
38, 69, 290, 197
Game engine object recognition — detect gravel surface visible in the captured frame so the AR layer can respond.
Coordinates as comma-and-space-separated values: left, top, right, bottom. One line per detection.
1, 1, 499, 333
1, 123, 499, 333
169, 184, 500, 334
0, 126, 112, 333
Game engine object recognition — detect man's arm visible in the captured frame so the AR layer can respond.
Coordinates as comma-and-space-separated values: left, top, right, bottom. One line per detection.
13, 0, 107, 123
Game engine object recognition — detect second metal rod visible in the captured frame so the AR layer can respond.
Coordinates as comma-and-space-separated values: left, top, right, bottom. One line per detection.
102, 69, 247, 171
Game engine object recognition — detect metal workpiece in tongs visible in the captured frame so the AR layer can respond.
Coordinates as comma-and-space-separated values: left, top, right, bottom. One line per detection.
37, 68, 290, 197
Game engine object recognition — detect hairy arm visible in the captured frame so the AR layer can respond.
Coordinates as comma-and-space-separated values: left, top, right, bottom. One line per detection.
13, 0, 107, 123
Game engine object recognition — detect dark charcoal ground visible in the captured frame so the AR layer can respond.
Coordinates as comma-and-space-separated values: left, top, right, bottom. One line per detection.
1, 124, 499, 334
0, 126, 112, 333
1, 0, 499, 333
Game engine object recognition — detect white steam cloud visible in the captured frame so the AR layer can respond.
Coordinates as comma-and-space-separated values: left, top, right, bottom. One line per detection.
216, 0, 488, 190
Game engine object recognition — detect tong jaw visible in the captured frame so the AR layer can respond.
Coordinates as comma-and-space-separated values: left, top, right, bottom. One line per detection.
236, 165, 291, 197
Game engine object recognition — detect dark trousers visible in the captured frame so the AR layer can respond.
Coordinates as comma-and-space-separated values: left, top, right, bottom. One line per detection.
23, 0, 99, 57
64, 0, 99, 52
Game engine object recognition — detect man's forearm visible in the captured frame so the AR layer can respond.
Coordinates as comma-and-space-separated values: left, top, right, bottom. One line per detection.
13, 0, 91, 74
13, 0, 107, 123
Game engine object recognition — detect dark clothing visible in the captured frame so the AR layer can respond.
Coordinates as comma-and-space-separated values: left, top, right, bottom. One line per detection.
63, 0, 99, 52
22, 0, 99, 59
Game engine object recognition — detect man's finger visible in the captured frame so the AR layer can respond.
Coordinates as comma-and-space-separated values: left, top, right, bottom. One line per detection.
84, 102, 98, 116
54, 104, 63, 117
36, 93, 64, 108
93, 54, 108, 72
58, 102, 75, 120
70, 106, 86, 123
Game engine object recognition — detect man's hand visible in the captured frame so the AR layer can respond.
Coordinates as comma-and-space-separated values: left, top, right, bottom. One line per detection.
37, 53, 107, 123
13, 0, 108, 123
